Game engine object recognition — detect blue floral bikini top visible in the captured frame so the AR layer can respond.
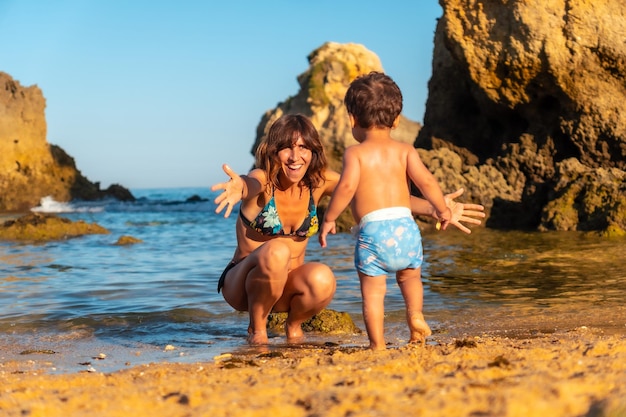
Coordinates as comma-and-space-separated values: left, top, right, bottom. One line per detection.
239, 187, 319, 238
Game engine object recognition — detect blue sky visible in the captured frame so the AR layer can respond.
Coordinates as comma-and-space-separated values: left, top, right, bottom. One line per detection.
1, 1, 442, 190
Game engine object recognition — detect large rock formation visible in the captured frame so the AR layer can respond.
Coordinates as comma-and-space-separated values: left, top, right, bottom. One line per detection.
416, 0, 626, 235
0, 72, 134, 212
251, 42, 421, 174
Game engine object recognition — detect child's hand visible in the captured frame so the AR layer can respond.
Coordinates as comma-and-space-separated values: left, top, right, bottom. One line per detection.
444, 188, 485, 234
318, 221, 336, 248
436, 207, 453, 231
211, 164, 244, 218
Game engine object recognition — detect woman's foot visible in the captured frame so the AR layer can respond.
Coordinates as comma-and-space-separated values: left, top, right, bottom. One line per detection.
284, 320, 304, 342
247, 327, 269, 344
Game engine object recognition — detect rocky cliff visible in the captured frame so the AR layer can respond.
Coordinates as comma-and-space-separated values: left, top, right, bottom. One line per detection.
0, 72, 133, 212
416, 0, 626, 235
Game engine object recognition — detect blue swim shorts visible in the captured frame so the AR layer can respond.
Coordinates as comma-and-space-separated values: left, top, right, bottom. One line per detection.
354, 207, 423, 277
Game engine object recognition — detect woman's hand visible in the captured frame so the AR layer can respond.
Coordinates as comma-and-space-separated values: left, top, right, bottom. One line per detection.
444, 188, 485, 234
211, 164, 245, 218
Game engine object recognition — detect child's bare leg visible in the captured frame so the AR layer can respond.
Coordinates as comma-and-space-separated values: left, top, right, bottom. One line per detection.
407, 311, 431, 344
396, 268, 431, 344
359, 273, 387, 350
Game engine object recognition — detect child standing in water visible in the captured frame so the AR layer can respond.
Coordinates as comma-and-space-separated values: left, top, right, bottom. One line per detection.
319, 71, 452, 350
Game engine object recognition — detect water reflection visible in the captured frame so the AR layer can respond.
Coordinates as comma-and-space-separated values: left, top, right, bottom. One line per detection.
424, 229, 625, 303
418, 228, 626, 336
2, 226, 625, 349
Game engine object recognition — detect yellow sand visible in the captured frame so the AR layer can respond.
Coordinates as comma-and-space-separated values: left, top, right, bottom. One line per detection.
2, 327, 626, 417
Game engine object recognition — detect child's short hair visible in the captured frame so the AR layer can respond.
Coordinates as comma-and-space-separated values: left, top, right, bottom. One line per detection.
344, 71, 403, 129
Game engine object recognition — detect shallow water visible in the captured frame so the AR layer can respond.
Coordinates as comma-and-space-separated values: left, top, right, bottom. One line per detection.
1, 188, 625, 373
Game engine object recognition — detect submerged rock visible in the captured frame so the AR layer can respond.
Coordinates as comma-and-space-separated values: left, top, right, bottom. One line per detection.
115, 235, 143, 245
0, 213, 109, 241
268, 308, 362, 335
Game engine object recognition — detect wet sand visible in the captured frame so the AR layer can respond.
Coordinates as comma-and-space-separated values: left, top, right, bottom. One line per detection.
2, 326, 626, 417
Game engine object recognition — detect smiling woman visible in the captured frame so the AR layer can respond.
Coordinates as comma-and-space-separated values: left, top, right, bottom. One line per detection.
211, 114, 340, 345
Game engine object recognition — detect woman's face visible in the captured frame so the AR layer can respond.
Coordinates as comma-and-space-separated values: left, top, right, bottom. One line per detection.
277, 136, 312, 184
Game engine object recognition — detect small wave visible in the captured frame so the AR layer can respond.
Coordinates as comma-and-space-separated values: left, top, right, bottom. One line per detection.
30, 196, 105, 213
29, 191, 220, 215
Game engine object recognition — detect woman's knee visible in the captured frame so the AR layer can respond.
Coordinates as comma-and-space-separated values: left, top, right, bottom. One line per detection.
257, 240, 291, 274
307, 263, 336, 298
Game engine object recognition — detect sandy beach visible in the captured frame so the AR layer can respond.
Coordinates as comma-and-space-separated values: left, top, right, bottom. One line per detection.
2, 326, 626, 417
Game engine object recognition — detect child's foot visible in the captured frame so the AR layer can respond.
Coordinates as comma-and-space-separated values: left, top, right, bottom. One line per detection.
368, 342, 387, 351
408, 312, 432, 344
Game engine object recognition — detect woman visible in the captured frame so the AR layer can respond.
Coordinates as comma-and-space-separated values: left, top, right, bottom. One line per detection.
211, 114, 484, 345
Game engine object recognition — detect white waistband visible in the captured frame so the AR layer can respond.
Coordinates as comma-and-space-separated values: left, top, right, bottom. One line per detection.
359, 207, 412, 226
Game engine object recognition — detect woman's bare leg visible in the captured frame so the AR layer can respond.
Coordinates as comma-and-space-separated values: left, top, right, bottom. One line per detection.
274, 262, 336, 341
359, 273, 387, 350
396, 268, 431, 344
221, 240, 291, 344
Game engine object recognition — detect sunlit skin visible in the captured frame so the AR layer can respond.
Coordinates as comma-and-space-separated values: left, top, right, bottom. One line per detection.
212, 136, 340, 344
212, 115, 484, 346
320, 120, 448, 350
318, 72, 485, 350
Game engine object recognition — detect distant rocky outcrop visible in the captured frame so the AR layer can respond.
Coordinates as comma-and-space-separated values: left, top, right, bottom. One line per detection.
0, 72, 134, 212
0, 213, 109, 241
416, 0, 626, 235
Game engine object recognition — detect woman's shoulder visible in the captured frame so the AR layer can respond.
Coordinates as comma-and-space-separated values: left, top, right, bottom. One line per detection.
323, 168, 340, 183
248, 167, 268, 181
317, 169, 340, 197
246, 168, 271, 189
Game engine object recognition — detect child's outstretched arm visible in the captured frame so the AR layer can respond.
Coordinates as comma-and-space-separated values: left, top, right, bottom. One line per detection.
410, 188, 484, 233
406, 149, 451, 228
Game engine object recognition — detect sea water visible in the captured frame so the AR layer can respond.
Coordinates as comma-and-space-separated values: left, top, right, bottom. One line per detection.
1, 187, 625, 373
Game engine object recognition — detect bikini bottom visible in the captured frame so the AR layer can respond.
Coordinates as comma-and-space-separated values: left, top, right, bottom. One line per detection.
217, 258, 243, 293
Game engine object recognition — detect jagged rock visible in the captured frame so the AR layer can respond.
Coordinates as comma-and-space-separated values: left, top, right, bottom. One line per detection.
540, 158, 626, 236
185, 194, 208, 203
0, 213, 109, 241
415, 0, 626, 233
0, 72, 134, 212
115, 235, 143, 245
